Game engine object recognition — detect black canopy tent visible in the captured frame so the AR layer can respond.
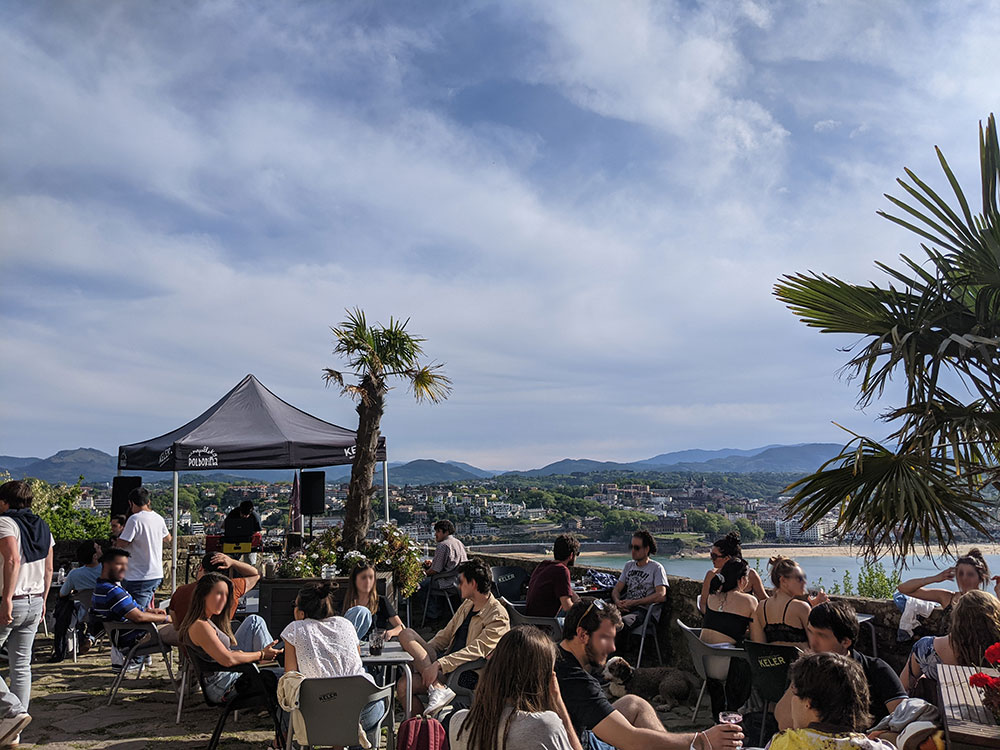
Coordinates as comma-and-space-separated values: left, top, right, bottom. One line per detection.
118, 374, 388, 589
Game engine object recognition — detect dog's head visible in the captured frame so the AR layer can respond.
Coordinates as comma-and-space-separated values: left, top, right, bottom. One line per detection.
603, 655, 634, 684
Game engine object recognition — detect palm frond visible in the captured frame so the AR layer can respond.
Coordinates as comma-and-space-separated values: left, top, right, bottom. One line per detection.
406, 364, 452, 404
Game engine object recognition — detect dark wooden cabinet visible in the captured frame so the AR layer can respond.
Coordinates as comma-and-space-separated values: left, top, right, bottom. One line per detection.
258, 572, 394, 636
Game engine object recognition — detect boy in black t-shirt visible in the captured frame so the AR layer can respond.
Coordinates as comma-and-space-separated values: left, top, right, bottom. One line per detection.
555, 598, 744, 750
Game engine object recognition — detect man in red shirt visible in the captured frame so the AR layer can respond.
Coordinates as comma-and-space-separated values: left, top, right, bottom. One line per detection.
525, 534, 580, 617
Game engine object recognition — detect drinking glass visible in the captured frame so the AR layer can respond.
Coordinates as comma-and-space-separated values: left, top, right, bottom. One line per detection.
369, 628, 385, 656
719, 712, 743, 748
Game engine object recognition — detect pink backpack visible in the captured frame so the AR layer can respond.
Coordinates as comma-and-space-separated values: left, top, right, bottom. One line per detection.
397, 716, 449, 750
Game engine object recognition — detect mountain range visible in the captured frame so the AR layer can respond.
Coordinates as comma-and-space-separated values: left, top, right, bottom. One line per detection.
1, 443, 844, 485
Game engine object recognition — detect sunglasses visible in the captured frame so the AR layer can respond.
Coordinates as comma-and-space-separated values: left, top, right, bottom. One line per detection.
580, 597, 607, 620
630, 544, 646, 551
783, 573, 807, 582
710, 552, 724, 560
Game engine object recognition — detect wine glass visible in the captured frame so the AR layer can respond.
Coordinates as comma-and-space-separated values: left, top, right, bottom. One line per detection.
719, 712, 743, 748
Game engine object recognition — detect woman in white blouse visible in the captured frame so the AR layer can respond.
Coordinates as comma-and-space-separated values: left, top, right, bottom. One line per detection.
280, 582, 386, 731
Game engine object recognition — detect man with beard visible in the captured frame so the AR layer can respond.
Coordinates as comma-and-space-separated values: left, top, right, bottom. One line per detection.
555, 598, 743, 750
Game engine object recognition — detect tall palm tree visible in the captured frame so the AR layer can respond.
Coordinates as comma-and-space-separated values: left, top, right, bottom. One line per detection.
323, 309, 451, 549
773, 114, 1000, 560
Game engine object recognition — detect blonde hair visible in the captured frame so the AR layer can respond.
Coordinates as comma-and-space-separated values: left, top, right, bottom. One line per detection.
768, 555, 799, 587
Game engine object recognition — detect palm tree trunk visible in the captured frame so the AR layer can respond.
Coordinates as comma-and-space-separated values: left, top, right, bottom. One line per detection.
343, 376, 384, 549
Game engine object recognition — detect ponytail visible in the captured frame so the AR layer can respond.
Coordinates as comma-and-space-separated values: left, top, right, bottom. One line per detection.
296, 581, 338, 620
710, 558, 749, 594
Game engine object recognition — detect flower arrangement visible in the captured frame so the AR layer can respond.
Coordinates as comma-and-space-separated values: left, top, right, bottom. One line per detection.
276, 524, 424, 598
968, 642, 1000, 721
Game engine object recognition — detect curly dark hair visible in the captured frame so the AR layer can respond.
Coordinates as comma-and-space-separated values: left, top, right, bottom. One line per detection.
434, 519, 456, 535
713, 531, 742, 558
709, 558, 748, 595
632, 529, 656, 555
562, 597, 623, 640
790, 652, 872, 732
295, 581, 339, 620
458, 559, 492, 594
553, 534, 580, 561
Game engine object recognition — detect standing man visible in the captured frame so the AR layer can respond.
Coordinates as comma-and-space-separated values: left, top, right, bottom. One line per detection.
0, 480, 54, 746
48, 539, 102, 663
110, 515, 126, 544
223, 501, 262, 561
611, 530, 668, 649
526, 533, 581, 617
116, 487, 170, 610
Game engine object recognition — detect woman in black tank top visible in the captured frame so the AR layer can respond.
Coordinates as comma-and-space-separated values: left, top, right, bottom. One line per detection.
750, 556, 823, 648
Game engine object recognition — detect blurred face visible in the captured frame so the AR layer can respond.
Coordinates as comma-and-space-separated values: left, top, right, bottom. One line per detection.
90, 543, 101, 565
781, 566, 808, 596
205, 581, 229, 617
806, 624, 851, 655
790, 685, 818, 729
710, 546, 728, 569
355, 568, 376, 595
580, 618, 618, 667
631, 536, 649, 561
110, 520, 123, 536
434, 529, 446, 543
956, 563, 982, 592
105, 555, 128, 582
459, 572, 480, 600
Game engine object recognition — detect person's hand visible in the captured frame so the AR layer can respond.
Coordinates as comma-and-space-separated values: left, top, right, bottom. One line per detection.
617, 599, 631, 611
211, 553, 233, 570
148, 606, 167, 615
703, 723, 744, 750
41, 599, 47, 622
0, 599, 12, 627
261, 639, 281, 661
992, 575, 1000, 596
550, 671, 563, 701
936, 568, 956, 583
808, 590, 829, 607
421, 661, 441, 687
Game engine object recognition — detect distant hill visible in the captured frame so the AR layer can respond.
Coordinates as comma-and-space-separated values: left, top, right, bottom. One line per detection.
0, 455, 43, 472
507, 459, 638, 478
638, 445, 778, 466
446, 461, 496, 479
2, 448, 117, 484
378, 460, 480, 485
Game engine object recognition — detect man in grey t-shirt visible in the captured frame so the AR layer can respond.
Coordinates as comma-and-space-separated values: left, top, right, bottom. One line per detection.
421, 520, 468, 619
611, 530, 668, 638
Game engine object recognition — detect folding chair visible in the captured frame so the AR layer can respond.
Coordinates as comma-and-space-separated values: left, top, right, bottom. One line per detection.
499, 596, 562, 642
285, 675, 394, 750
490, 566, 529, 603
629, 603, 664, 667
188, 653, 283, 750
102, 621, 176, 704
421, 570, 460, 627
743, 641, 802, 747
676, 620, 747, 720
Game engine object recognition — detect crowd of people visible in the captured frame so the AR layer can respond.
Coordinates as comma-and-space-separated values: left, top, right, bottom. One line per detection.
7, 480, 1000, 750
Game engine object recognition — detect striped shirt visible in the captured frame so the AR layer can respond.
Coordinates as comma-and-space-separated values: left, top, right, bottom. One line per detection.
91, 578, 138, 623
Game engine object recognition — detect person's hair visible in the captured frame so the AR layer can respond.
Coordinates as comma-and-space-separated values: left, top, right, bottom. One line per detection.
343, 562, 379, 616
238, 500, 254, 515
710, 558, 749, 595
950, 590, 1000, 668
76, 540, 100, 567
768, 555, 800, 587
200, 552, 225, 574
562, 596, 623, 640
111, 514, 127, 527
789, 652, 872, 732
100, 547, 130, 564
808, 601, 859, 646
434, 519, 455, 536
0, 480, 34, 510
179, 572, 235, 643
458, 559, 492, 594
714, 531, 742, 558
632, 529, 656, 555
956, 548, 991, 586
295, 581, 338, 620
553, 534, 580, 561
456, 627, 561, 750
128, 486, 150, 507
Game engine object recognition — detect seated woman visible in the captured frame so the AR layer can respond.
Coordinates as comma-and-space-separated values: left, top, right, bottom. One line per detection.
900, 589, 1000, 693
897, 549, 998, 629
701, 558, 757, 717
342, 562, 405, 640
768, 652, 894, 749
281, 581, 387, 734
750, 556, 826, 648
449, 626, 582, 750
699, 532, 767, 611
179, 572, 282, 705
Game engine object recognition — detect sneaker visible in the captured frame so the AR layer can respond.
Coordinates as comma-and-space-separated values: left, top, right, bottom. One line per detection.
46, 654, 64, 664
423, 685, 455, 716
0, 715, 31, 747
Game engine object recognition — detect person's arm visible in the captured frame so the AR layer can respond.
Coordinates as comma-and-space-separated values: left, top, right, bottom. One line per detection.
627, 585, 667, 608
116, 517, 136, 551
428, 544, 446, 575
385, 615, 405, 639
992, 575, 1000, 599
125, 606, 171, 625
188, 619, 279, 667
700, 570, 715, 613
59, 575, 73, 597
41, 545, 53, 620
611, 578, 626, 608
211, 553, 261, 589
897, 571, 954, 607
0, 536, 20, 626
593, 712, 742, 750
748, 569, 768, 601
885, 697, 904, 714
899, 649, 924, 692
559, 595, 576, 613
283, 641, 299, 672
749, 603, 766, 643
437, 607, 511, 674
550, 672, 584, 750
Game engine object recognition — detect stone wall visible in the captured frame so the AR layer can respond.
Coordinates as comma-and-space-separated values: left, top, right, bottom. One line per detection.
474, 552, 933, 672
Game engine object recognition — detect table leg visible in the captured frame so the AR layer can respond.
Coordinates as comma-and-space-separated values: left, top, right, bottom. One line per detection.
402, 663, 412, 720
387, 673, 396, 750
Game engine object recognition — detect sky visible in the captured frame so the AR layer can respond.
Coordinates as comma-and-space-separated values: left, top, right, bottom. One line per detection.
2, 1, 998, 470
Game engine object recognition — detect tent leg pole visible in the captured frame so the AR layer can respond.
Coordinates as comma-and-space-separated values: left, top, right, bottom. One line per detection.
383, 460, 389, 524
172, 472, 179, 592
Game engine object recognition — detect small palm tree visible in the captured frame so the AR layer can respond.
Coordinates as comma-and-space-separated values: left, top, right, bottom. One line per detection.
323, 309, 451, 549
774, 114, 1000, 560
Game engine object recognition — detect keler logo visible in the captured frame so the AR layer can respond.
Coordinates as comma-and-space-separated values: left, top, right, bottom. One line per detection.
344, 445, 357, 459
158, 447, 172, 466
118, 449, 127, 468
188, 446, 219, 468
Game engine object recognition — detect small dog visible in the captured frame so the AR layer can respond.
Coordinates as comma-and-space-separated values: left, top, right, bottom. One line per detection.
603, 656, 634, 698
603, 657, 701, 709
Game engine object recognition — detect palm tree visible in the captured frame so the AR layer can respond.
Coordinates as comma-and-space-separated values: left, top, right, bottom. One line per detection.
773, 114, 1000, 561
323, 309, 451, 549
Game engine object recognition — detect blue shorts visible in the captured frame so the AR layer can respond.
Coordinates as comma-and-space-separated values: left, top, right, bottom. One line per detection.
583, 730, 617, 750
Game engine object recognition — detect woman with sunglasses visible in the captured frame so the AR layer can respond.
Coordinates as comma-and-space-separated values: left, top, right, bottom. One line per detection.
698, 531, 767, 613
750, 556, 827, 648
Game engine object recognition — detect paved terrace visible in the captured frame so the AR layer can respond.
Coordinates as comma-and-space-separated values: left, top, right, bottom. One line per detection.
15, 628, 714, 749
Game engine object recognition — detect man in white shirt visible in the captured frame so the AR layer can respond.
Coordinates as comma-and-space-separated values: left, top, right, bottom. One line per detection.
116, 487, 171, 610
611, 529, 668, 650
0, 480, 54, 746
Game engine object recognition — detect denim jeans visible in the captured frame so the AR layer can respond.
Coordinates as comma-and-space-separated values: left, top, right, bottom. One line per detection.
123, 578, 162, 611
583, 730, 618, 750
204, 615, 276, 703
344, 606, 374, 640
0, 595, 44, 717
360, 696, 387, 731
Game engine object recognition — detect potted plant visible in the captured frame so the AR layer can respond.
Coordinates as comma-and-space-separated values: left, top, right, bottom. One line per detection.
969, 642, 1000, 722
